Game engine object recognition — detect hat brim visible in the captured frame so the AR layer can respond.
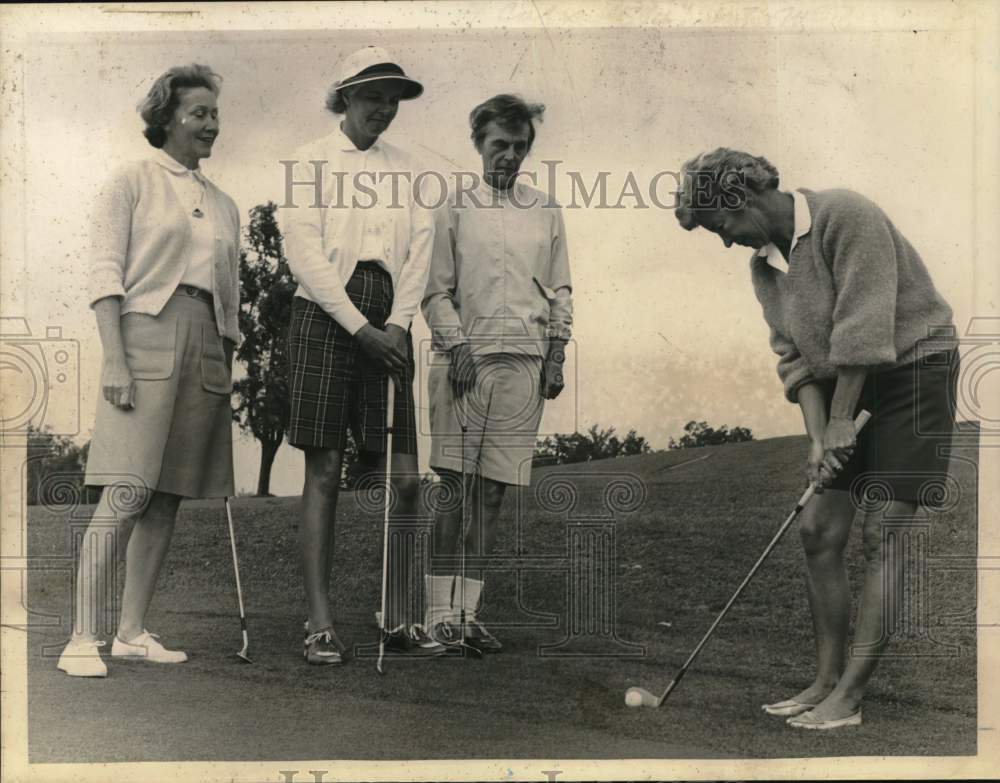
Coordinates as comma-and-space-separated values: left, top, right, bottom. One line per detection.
335, 74, 424, 100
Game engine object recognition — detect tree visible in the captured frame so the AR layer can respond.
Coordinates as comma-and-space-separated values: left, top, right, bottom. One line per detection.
619, 428, 652, 456
232, 202, 297, 496
533, 424, 652, 465
668, 420, 754, 449
25, 424, 93, 506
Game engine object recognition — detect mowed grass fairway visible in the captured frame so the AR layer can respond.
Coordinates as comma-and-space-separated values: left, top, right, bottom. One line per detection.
26, 435, 978, 762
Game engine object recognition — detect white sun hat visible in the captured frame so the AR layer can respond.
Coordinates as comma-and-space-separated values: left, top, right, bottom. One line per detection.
332, 45, 423, 99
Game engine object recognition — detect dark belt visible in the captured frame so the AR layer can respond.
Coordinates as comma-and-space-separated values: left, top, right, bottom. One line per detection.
174, 285, 214, 305
356, 260, 390, 275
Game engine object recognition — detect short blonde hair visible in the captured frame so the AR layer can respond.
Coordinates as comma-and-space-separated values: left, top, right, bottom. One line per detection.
675, 148, 780, 230
325, 84, 356, 115
137, 64, 221, 148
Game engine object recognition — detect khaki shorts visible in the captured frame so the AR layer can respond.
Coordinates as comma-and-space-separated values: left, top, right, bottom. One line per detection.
428, 353, 544, 486
85, 289, 234, 498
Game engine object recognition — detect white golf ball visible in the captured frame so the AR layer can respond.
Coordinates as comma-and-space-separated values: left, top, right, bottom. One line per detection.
625, 688, 643, 708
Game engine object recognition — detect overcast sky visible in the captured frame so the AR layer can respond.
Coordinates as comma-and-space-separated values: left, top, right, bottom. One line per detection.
5, 14, 982, 495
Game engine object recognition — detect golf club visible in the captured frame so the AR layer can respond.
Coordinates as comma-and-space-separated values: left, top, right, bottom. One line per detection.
455, 380, 483, 659
224, 497, 253, 664
625, 409, 871, 709
376, 378, 396, 675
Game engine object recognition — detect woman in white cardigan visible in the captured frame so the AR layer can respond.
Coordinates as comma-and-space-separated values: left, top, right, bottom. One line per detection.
58, 64, 241, 677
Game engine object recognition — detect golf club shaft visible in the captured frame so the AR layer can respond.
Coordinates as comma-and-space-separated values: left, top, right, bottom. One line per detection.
454, 392, 485, 658
459, 392, 467, 647
224, 498, 248, 630
377, 379, 396, 671
658, 409, 870, 704
658, 485, 815, 703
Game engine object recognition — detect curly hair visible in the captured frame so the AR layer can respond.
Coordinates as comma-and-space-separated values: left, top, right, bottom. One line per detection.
325, 84, 353, 115
469, 94, 545, 152
674, 148, 780, 231
137, 64, 222, 149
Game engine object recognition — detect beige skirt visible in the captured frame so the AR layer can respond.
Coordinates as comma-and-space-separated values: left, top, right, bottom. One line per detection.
85, 289, 235, 498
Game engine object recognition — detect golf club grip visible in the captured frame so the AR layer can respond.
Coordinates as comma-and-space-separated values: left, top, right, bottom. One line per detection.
386, 379, 396, 432
793, 410, 871, 506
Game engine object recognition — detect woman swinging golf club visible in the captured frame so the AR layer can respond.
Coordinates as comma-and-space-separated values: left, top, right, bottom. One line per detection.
674, 148, 959, 729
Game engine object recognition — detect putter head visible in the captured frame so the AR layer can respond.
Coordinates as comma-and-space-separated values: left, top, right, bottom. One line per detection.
376, 632, 387, 675
454, 611, 483, 658
236, 631, 252, 663
236, 639, 252, 663
457, 641, 484, 659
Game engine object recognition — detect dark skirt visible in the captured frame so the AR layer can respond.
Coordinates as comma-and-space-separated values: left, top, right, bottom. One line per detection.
824, 349, 959, 508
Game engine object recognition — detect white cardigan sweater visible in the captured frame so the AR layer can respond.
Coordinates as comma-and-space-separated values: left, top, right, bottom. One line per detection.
88, 149, 241, 343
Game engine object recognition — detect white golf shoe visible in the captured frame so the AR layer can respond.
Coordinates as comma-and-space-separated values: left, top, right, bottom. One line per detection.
111, 630, 188, 663
57, 638, 108, 677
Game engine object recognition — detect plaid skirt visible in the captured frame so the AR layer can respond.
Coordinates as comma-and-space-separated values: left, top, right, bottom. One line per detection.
287, 262, 417, 454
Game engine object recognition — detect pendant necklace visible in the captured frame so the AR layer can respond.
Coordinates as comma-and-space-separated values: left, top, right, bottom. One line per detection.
191, 173, 206, 219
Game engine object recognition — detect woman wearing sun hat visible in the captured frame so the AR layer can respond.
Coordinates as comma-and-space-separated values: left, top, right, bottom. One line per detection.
58, 64, 240, 677
281, 46, 441, 664
674, 147, 959, 729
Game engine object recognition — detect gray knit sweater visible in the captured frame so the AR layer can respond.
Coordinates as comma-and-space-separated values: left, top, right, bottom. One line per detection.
751, 188, 955, 403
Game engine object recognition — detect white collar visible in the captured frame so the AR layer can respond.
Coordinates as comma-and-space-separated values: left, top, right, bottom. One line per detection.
152, 147, 206, 182
335, 122, 381, 153
476, 176, 526, 204
756, 189, 811, 273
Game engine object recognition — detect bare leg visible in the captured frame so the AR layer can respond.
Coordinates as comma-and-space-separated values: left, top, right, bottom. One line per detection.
376, 451, 420, 628
72, 484, 153, 642
789, 489, 857, 705
809, 499, 918, 719
466, 475, 508, 559
430, 467, 471, 559
116, 491, 183, 641
300, 447, 343, 631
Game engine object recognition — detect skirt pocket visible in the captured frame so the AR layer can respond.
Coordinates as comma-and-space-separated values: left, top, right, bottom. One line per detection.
201, 323, 234, 394
122, 313, 177, 380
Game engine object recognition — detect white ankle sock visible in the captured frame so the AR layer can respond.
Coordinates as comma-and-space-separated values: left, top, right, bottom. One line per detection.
424, 574, 458, 628
459, 577, 484, 619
